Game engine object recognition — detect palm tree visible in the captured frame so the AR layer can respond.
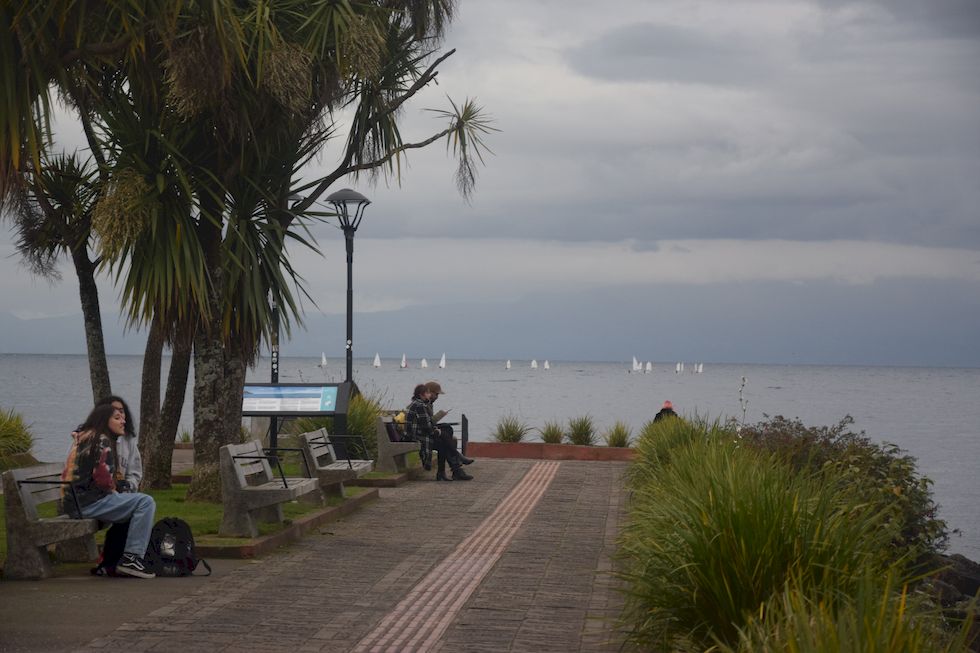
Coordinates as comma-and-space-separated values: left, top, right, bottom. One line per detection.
2, 152, 112, 402
1, 1, 495, 500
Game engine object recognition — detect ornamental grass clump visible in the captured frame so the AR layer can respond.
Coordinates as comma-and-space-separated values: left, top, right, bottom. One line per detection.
618, 433, 896, 651
602, 421, 632, 448
720, 571, 975, 653
493, 415, 532, 443
567, 415, 596, 446
0, 408, 34, 461
538, 420, 564, 444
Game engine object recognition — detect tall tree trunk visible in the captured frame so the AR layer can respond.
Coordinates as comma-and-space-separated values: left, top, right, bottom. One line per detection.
155, 333, 193, 488
138, 320, 164, 487
70, 247, 111, 402
186, 325, 246, 502
138, 322, 194, 490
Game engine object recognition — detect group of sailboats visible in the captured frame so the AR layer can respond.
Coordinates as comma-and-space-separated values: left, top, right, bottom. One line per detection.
317, 353, 447, 370
629, 356, 705, 374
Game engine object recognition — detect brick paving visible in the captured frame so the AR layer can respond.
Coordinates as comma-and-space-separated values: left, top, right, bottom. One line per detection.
81, 458, 629, 652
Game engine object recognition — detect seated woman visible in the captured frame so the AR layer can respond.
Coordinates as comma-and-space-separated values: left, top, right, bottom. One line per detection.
62, 403, 157, 578
405, 383, 473, 481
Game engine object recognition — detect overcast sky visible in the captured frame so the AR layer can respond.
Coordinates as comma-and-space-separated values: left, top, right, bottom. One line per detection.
2, 0, 979, 366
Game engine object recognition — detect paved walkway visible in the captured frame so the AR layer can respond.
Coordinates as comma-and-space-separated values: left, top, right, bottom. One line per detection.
2, 458, 629, 652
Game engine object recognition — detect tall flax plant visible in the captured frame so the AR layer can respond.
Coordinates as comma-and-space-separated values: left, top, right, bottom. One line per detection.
618, 436, 896, 651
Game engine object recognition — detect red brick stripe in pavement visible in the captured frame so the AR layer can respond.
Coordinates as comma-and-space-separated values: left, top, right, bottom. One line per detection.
352, 460, 561, 653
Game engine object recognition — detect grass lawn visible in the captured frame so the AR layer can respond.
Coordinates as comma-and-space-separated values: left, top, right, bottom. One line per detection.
0, 483, 372, 564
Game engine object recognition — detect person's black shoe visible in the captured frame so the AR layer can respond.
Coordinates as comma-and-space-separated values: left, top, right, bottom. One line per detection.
459, 456, 475, 465
452, 469, 473, 481
423, 460, 432, 471
435, 472, 452, 481
117, 553, 156, 579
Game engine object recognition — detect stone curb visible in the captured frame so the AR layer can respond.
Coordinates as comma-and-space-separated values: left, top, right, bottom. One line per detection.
466, 441, 636, 461
195, 487, 379, 558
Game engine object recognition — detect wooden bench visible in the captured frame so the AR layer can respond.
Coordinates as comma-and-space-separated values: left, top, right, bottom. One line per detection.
1, 463, 101, 580
298, 429, 374, 497
375, 416, 421, 474
218, 441, 322, 538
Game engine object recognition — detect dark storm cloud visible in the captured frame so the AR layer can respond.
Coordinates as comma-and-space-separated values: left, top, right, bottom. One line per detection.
813, 0, 980, 38
565, 22, 771, 85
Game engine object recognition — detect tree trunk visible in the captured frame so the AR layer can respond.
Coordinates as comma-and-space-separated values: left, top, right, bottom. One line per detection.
186, 326, 246, 502
70, 247, 111, 402
138, 320, 164, 487
138, 322, 193, 490
154, 333, 193, 488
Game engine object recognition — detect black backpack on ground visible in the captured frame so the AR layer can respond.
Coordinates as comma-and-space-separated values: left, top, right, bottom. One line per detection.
90, 520, 129, 577
144, 516, 212, 577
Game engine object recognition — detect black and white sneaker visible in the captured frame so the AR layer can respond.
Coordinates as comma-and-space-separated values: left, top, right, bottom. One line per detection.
117, 553, 156, 578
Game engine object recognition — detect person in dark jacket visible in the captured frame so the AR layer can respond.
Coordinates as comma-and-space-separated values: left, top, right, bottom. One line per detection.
404, 383, 472, 481
62, 403, 157, 578
653, 400, 678, 422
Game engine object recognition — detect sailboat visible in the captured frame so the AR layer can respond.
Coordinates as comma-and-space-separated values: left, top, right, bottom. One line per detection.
400, 354, 408, 369
319, 352, 327, 368
543, 360, 550, 370
530, 359, 538, 369
697, 363, 704, 373
645, 361, 652, 373
438, 353, 446, 369
505, 360, 511, 370
420, 358, 428, 368
675, 362, 681, 374
373, 353, 381, 368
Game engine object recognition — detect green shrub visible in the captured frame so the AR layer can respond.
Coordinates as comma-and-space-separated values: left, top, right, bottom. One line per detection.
493, 415, 532, 443
738, 415, 948, 557
286, 392, 386, 460
618, 434, 895, 650
602, 421, 632, 447
177, 429, 192, 443
538, 420, 564, 444
0, 408, 34, 458
567, 415, 596, 446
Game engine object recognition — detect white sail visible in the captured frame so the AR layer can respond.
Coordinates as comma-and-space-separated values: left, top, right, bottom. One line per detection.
319, 352, 327, 368
697, 363, 704, 373
530, 359, 538, 369
645, 361, 652, 373
438, 353, 446, 369
543, 360, 550, 370
373, 353, 381, 368
400, 354, 407, 369
632, 356, 640, 372
675, 362, 681, 373
420, 358, 428, 368
505, 360, 511, 369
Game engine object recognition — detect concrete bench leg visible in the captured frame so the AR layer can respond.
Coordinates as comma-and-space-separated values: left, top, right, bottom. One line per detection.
3, 531, 54, 580
219, 504, 259, 538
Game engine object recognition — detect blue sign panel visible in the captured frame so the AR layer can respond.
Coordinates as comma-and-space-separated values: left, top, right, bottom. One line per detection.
242, 383, 347, 416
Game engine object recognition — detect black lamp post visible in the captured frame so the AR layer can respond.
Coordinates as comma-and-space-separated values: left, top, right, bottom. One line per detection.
326, 188, 371, 385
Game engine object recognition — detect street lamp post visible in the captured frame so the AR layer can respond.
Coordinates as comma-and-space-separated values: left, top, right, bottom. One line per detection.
326, 188, 371, 385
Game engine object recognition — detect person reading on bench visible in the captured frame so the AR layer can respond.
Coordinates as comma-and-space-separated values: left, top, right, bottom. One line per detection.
405, 382, 473, 481
424, 381, 474, 479
61, 403, 157, 578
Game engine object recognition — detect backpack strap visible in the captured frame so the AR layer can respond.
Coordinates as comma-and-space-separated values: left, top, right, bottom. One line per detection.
194, 559, 212, 576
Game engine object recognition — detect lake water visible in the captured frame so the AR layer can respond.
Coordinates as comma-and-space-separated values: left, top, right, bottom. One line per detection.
1, 354, 977, 558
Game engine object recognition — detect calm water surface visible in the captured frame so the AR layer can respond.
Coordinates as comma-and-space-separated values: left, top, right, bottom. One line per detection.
1, 354, 977, 558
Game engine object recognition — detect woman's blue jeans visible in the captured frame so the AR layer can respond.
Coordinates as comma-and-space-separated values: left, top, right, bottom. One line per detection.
80, 492, 156, 556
